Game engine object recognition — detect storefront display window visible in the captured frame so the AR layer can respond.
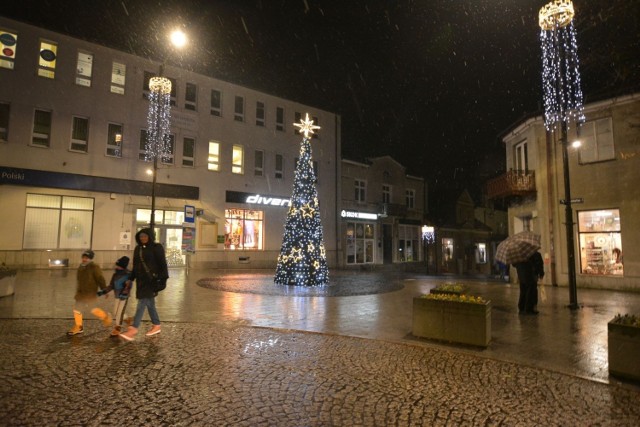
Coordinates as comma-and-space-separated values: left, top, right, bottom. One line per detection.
578, 209, 623, 276
225, 209, 263, 250
398, 225, 419, 262
346, 221, 374, 264
476, 243, 487, 264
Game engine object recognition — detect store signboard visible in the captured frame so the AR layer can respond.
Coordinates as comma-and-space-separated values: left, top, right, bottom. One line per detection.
184, 205, 195, 223
225, 190, 291, 207
340, 210, 378, 220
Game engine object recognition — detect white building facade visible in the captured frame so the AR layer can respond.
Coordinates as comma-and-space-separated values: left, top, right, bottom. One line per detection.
0, 17, 340, 269
489, 93, 640, 291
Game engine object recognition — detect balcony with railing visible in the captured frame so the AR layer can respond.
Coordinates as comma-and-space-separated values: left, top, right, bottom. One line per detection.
486, 170, 536, 200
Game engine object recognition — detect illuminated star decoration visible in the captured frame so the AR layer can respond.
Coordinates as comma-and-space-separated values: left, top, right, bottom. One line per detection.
293, 113, 321, 139
300, 203, 315, 218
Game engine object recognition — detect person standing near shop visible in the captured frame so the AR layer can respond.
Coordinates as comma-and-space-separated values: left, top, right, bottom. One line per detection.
514, 251, 544, 315
119, 228, 168, 341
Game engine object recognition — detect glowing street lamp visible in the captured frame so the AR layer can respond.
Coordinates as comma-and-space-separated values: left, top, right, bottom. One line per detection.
539, 0, 585, 309
146, 29, 188, 232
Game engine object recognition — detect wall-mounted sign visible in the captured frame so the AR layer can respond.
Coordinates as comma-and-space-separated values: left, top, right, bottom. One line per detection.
226, 190, 291, 207
340, 210, 378, 220
185, 205, 195, 223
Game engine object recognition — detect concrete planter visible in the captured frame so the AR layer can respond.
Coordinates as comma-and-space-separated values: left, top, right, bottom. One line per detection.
412, 297, 491, 347
0, 268, 17, 297
608, 320, 640, 381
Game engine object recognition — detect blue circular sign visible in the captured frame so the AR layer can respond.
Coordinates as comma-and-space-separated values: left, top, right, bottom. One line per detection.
40, 49, 56, 62
0, 33, 16, 47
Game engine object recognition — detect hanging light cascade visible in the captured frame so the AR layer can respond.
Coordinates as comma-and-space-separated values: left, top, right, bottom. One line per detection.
145, 76, 172, 161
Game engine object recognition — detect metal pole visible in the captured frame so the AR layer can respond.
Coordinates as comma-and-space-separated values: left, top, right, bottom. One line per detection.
150, 156, 157, 233
560, 121, 578, 308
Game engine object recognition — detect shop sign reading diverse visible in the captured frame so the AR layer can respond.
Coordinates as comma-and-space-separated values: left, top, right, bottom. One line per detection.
226, 190, 291, 207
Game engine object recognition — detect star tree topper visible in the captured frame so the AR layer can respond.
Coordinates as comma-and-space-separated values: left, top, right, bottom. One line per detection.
294, 113, 321, 138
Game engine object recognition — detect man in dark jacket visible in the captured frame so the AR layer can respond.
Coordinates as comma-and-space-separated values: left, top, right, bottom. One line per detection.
514, 251, 544, 315
120, 228, 168, 341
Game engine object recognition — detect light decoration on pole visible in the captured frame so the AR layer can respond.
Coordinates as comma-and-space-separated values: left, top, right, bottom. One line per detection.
274, 113, 329, 286
146, 75, 172, 232
539, 0, 584, 309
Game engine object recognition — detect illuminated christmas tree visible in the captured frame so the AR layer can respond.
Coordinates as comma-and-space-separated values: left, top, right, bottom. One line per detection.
274, 113, 329, 286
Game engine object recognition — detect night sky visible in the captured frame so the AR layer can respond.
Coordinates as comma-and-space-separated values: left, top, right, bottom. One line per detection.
2, 0, 639, 199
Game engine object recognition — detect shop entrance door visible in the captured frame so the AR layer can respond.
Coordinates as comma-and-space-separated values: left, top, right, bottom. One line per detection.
140, 226, 185, 267
383, 224, 392, 264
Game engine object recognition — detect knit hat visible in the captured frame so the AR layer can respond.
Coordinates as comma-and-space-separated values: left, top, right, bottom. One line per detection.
82, 250, 95, 259
115, 256, 130, 269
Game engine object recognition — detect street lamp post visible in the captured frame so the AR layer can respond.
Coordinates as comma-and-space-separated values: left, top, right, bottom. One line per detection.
422, 225, 435, 275
146, 29, 187, 233
539, 0, 584, 309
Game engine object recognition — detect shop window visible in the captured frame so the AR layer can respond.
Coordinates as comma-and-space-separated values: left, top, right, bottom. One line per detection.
476, 243, 487, 264
75, 51, 93, 87
106, 123, 123, 157
578, 209, 623, 276
0, 29, 17, 70
23, 194, 94, 249
210, 89, 222, 116
398, 225, 419, 262
442, 238, 454, 262
110, 61, 126, 94
136, 208, 184, 226
345, 221, 375, 264
38, 40, 57, 79
208, 141, 220, 171
224, 209, 263, 250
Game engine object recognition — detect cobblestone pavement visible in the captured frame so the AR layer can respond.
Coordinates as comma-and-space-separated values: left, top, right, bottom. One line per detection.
1, 319, 640, 426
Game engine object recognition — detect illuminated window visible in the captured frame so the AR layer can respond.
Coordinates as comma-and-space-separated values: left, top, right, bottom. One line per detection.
256, 101, 265, 126
106, 123, 123, 157
578, 209, 623, 276
579, 117, 614, 163
182, 137, 195, 167
185, 82, 197, 111
398, 225, 419, 262
355, 179, 366, 202
0, 102, 9, 141
210, 89, 222, 116
442, 238, 454, 263
70, 116, 89, 153
38, 40, 57, 79
345, 221, 375, 264
476, 243, 487, 264
254, 150, 264, 176
110, 61, 126, 94
234, 96, 244, 122
224, 209, 263, 250
276, 107, 284, 131
208, 141, 220, 171
32, 109, 51, 147
75, 51, 93, 87
0, 29, 17, 70
275, 154, 284, 179
232, 144, 243, 174
23, 194, 94, 249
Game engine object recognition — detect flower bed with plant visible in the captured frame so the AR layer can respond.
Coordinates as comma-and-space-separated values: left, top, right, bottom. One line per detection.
608, 313, 640, 381
413, 289, 491, 347
430, 282, 469, 296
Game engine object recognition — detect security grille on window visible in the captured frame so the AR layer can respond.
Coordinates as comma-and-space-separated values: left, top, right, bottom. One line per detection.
32, 109, 51, 147
256, 101, 265, 126
75, 51, 93, 87
185, 82, 197, 111
38, 40, 57, 79
0, 102, 9, 141
110, 61, 126, 94
234, 96, 244, 122
232, 144, 244, 174
70, 116, 89, 152
106, 123, 123, 157
23, 194, 94, 249
0, 30, 18, 70
579, 117, 615, 164
182, 137, 195, 167
211, 89, 222, 116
